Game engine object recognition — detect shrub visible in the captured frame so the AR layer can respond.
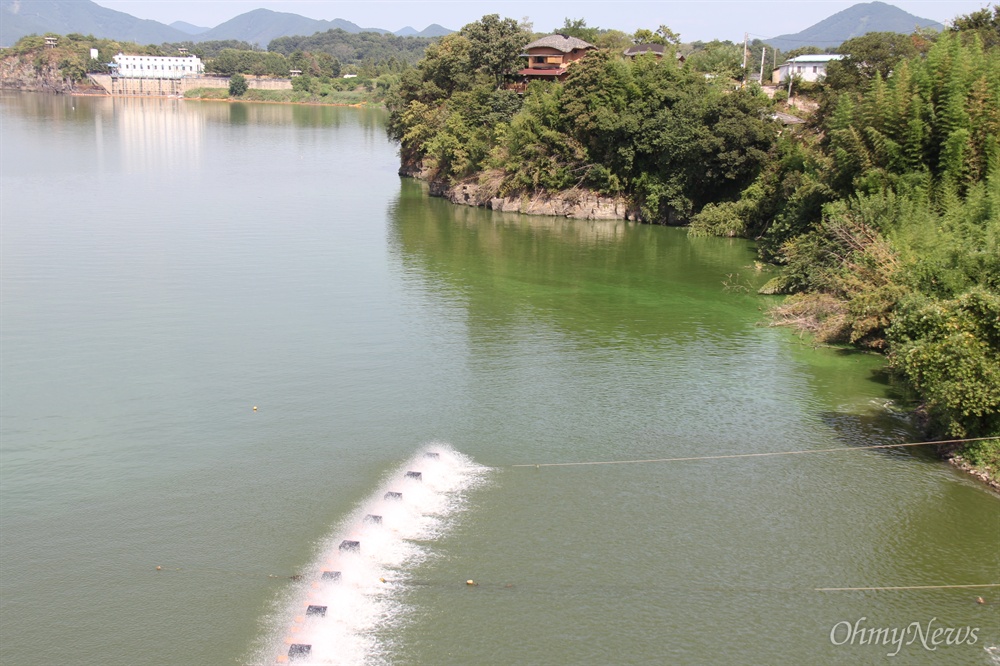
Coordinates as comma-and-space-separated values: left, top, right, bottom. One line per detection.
228, 73, 248, 97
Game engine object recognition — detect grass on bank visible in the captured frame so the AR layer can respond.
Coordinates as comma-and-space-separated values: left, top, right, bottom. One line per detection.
184, 87, 380, 105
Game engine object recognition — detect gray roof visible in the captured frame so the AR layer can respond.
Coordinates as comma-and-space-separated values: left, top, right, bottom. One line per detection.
523, 34, 596, 53
772, 112, 806, 125
623, 44, 665, 55
784, 54, 843, 64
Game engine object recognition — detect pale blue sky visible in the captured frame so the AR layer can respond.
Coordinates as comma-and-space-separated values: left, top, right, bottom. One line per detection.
93, 0, 992, 42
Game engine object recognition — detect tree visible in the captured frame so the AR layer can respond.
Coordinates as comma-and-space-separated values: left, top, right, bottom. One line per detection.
685, 41, 744, 79
783, 46, 825, 60
824, 32, 924, 91
633, 25, 681, 46
228, 73, 247, 97
951, 5, 1000, 47
558, 18, 599, 43
461, 14, 530, 88
291, 73, 313, 93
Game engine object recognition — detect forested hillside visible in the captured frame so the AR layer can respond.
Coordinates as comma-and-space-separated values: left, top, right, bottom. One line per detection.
269, 29, 434, 66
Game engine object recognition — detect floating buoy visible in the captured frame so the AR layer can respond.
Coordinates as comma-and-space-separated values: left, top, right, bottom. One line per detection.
288, 644, 312, 660
253, 406, 257, 412
155, 565, 162, 571
379, 577, 386, 583
466, 579, 477, 586
977, 596, 986, 604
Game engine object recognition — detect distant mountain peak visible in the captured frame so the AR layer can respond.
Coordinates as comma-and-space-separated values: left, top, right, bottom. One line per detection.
2, 0, 187, 47
170, 20, 209, 36
767, 1, 944, 52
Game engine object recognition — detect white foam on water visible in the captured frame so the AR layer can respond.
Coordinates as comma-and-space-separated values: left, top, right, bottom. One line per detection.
252, 444, 488, 665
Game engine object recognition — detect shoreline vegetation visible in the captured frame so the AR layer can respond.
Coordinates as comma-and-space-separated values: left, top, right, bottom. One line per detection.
181, 87, 382, 106
387, 14, 1000, 485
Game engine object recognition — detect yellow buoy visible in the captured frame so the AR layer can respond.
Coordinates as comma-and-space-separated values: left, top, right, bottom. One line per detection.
253, 406, 258, 412
155, 565, 162, 571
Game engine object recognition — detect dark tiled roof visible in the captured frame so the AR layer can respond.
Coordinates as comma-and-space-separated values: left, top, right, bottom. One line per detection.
523, 34, 596, 53
623, 44, 666, 56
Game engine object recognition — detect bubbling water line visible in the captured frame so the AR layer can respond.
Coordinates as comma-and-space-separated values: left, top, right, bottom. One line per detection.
257, 445, 488, 665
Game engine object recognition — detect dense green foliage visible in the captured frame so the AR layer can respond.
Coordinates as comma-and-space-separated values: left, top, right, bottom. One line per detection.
388, 17, 777, 221
163, 40, 258, 58
721, 26, 1000, 452
269, 29, 432, 67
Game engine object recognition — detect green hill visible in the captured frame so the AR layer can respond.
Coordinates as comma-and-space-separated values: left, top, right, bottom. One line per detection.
195, 9, 389, 47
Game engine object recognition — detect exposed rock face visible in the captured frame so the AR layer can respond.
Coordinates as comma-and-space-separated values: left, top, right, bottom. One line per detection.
0, 54, 78, 93
424, 177, 641, 221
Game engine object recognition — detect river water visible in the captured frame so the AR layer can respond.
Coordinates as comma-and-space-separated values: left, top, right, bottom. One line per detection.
1, 93, 996, 665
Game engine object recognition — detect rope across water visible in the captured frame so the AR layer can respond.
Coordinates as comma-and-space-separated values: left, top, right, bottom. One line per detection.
510, 436, 1000, 468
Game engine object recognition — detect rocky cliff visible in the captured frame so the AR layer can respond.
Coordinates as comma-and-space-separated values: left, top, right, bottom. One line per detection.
0, 53, 79, 93
429, 179, 641, 221
400, 161, 641, 222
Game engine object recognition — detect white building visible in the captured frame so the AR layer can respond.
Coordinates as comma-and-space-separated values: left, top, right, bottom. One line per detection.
112, 54, 204, 79
774, 54, 843, 83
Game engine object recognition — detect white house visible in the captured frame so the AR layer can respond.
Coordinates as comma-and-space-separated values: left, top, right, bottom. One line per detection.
773, 54, 843, 84
112, 54, 204, 79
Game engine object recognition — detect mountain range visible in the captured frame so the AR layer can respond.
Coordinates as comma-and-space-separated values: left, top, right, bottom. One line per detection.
766, 1, 944, 51
0, 0, 452, 47
2, 0, 941, 52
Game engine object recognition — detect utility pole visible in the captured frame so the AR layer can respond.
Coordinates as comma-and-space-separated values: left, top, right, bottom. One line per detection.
759, 47, 766, 85
742, 32, 749, 70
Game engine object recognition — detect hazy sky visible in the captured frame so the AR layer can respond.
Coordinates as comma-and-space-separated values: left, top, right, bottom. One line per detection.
92, 1, 991, 42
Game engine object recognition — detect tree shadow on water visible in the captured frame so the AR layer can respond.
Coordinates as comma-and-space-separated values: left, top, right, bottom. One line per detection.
819, 406, 938, 462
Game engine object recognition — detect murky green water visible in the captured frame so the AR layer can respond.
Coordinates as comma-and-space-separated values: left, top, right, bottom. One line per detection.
1, 93, 996, 665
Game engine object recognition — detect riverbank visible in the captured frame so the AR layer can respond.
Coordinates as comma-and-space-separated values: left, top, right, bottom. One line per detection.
404, 166, 1000, 491
184, 87, 383, 106
950, 453, 1000, 492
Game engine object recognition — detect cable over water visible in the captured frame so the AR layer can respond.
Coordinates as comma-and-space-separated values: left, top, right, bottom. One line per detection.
510, 436, 1000, 468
